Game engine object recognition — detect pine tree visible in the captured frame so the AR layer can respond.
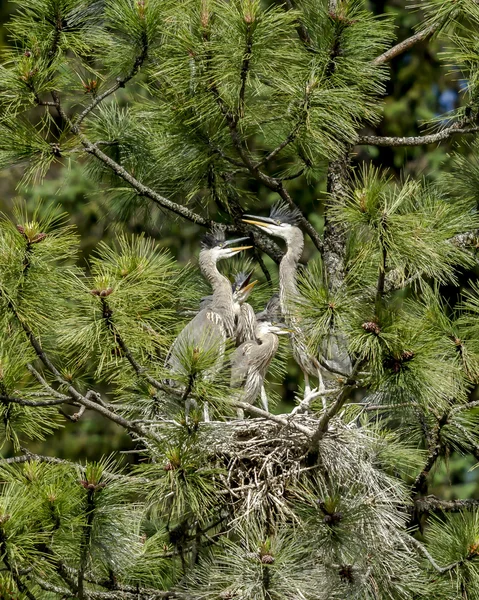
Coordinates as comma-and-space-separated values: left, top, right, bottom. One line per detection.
2, 1, 479, 598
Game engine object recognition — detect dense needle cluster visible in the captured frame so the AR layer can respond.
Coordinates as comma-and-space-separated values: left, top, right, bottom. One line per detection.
2, 0, 479, 599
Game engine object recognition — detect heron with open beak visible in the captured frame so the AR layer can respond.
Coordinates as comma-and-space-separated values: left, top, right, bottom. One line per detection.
167, 229, 252, 419
243, 202, 326, 403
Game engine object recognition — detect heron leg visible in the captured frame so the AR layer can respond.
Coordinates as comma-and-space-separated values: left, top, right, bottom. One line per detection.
303, 372, 311, 398
203, 402, 210, 422
237, 407, 244, 419
260, 386, 269, 412
317, 369, 327, 409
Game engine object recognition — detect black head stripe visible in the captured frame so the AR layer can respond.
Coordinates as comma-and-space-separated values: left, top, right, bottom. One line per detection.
201, 226, 226, 249
269, 201, 302, 226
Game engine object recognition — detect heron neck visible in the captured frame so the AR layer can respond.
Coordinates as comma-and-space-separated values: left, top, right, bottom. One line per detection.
255, 331, 279, 369
199, 250, 235, 335
279, 227, 304, 316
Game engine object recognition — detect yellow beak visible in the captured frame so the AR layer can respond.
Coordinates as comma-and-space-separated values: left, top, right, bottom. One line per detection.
242, 219, 270, 228
242, 280, 259, 293
229, 245, 253, 252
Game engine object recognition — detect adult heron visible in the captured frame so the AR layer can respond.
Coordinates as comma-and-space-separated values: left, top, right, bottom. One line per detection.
243, 202, 327, 403
231, 320, 290, 417
167, 229, 252, 419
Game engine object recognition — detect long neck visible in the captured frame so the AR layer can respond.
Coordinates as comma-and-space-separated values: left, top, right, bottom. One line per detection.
199, 250, 235, 335
279, 227, 304, 317
255, 330, 279, 373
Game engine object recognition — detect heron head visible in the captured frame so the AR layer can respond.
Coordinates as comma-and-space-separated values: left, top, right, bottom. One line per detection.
242, 201, 302, 243
201, 229, 252, 261
232, 271, 259, 304
257, 320, 291, 336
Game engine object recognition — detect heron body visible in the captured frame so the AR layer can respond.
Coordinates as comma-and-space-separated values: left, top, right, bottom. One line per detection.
167, 231, 251, 418
243, 203, 326, 401
231, 321, 287, 415
198, 271, 259, 346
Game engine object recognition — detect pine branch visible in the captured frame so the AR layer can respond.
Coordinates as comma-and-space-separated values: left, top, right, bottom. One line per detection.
373, 23, 439, 66
1, 286, 161, 442
411, 412, 449, 498
75, 43, 149, 130
308, 361, 361, 447
0, 394, 70, 407
408, 536, 463, 574
323, 154, 350, 291
0, 532, 38, 600
415, 495, 479, 513
99, 298, 166, 392
232, 401, 313, 436
356, 125, 479, 147
238, 22, 253, 119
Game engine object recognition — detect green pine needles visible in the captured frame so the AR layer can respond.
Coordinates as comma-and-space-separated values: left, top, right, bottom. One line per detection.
2, 0, 479, 598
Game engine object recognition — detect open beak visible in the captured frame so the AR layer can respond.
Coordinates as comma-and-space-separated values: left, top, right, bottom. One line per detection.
229, 245, 253, 252
242, 215, 276, 228
241, 279, 259, 294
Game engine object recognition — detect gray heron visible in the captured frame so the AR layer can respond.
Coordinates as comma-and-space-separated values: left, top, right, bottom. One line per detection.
231, 320, 290, 417
167, 229, 252, 419
243, 202, 327, 402
199, 271, 259, 346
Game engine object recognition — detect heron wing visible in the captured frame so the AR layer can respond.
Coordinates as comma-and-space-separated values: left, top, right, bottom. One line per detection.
230, 340, 256, 388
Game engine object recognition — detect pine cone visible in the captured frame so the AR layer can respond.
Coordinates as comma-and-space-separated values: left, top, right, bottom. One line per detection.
260, 554, 275, 564
362, 321, 380, 335
339, 564, 354, 583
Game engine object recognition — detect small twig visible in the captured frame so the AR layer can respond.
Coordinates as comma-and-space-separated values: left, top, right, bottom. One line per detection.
408, 536, 462, 574
0, 394, 70, 407
231, 401, 313, 436
74, 42, 149, 130
373, 23, 440, 66
356, 125, 479, 147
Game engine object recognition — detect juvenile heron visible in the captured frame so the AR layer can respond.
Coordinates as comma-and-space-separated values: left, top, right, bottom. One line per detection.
199, 271, 259, 346
243, 202, 327, 402
167, 229, 251, 418
231, 320, 290, 416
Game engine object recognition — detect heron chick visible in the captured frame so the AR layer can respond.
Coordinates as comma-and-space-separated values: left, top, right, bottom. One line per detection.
231, 320, 290, 417
243, 202, 326, 402
199, 271, 259, 346
167, 229, 252, 420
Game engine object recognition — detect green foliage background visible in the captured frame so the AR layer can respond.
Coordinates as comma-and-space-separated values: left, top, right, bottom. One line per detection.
0, 0, 477, 498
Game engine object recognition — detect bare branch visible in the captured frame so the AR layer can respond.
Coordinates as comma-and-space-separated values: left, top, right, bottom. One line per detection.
0, 394, 70, 407
408, 536, 462, 574
415, 495, 479, 514
356, 125, 479, 147
309, 361, 362, 447
373, 23, 439, 66
232, 400, 313, 436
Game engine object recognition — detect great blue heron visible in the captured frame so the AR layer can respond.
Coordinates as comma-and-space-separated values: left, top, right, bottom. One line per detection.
243, 202, 327, 403
231, 320, 290, 417
167, 229, 252, 419
199, 271, 259, 346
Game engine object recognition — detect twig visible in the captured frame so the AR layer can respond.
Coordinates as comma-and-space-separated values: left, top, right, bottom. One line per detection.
308, 361, 362, 447
356, 125, 479, 147
373, 23, 440, 66
74, 41, 148, 129
408, 536, 462, 574
231, 401, 313, 436
0, 394, 69, 407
